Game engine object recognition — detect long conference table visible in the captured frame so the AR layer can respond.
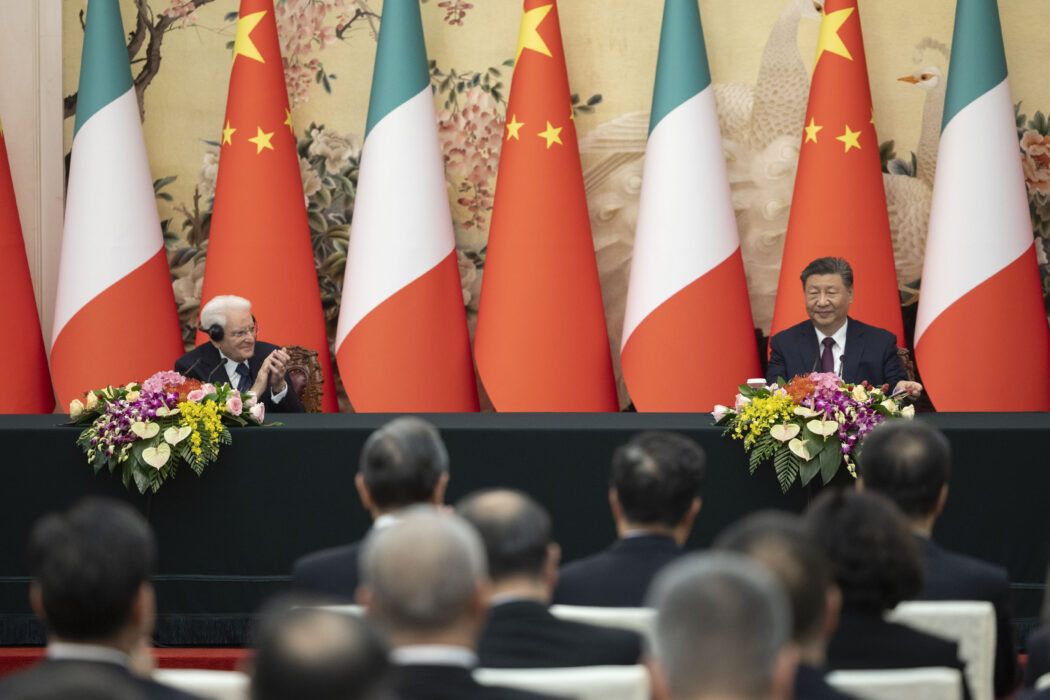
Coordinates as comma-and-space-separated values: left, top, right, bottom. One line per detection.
2, 412, 1048, 647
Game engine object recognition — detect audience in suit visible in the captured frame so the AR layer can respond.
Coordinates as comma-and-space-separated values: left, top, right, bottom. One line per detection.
857, 419, 1020, 697
292, 416, 450, 601
249, 598, 392, 700
553, 431, 705, 607
0, 498, 201, 700
805, 490, 972, 699
457, 489, 643, 668
1020, 558, 1050, 689
646, 552, 797, 700
715, 511, 859, 700
357, 507, 559, 700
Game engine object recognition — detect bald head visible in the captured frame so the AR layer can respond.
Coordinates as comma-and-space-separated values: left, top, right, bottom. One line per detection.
457, 489, 552, 582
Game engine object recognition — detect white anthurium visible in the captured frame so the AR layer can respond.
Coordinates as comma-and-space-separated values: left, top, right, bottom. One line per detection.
794, 406, 820, 418
788, 438, 813, 460
163, 426, 192, 445
807, 419, 839, 437
770, 423, 801, 442
130, 421, 160, 439
141, 443, 171, 469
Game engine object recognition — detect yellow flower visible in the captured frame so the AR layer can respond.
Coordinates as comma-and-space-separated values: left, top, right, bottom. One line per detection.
85, 392, 99, 410
126, 391, 141, 402
69, 399, 84, 420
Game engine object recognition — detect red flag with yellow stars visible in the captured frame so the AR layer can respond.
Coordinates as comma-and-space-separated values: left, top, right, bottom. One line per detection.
473, 0, 618, 411
199, 0, 337, 411
769, 0, 904, 347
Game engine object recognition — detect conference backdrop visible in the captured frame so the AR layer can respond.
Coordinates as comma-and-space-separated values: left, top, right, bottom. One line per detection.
59, 0, 1050, 409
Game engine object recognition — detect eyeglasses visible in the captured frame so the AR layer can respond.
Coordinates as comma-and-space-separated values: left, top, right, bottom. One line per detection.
229, 324, 258, 340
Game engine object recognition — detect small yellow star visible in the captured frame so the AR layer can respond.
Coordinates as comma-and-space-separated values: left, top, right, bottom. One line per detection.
222, 120, 236, 146
870, 107, 875, 125
505, 114, 524, 141
248, 126, 275, 154
538, 121, 563, 149
516, 4, 553, 63
804, 117, 822, 144
234, 11, 266, 64
569, 106, 575, 121
836, 124, 862, 153
815, 7, 853, 64
284, 109, 294, 134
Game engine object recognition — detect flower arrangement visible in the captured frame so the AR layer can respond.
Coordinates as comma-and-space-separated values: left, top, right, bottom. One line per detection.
712, 372, 915, 493
68, 371, 265, 494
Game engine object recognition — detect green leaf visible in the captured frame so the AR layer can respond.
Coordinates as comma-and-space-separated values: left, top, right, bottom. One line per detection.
799, 456, 821, 486
819, 442, 844, 484
132, 467, 151, 495
774, 449, 800, 494
308, 211, 327, 233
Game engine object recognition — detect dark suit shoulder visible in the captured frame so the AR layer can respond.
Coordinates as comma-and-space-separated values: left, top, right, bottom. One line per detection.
920, 539, 1009, 598
292, 541, 362, 601
394, 664, 566, 700
0, 660, 204, 700
553, 537, 681, 607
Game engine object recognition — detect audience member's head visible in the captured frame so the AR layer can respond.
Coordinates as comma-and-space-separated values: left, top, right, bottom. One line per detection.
251, 598, 392, 700
857, 419, 951, 524
609, 431, 705, 542
715, 511, 839, 663
647, 552, 795, 700
356, 416, 450, 515
457, 489, 557, 597
27, 497, 156, 650
358, 507, 488, 646
804, 490, 922, 614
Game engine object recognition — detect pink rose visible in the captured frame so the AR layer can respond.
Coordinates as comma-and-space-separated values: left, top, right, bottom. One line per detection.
711, 404, 729, 422
226, 395, 243, 415
201, 383, 216, 395
250, 402, 265, 423
186, 389, 205, 402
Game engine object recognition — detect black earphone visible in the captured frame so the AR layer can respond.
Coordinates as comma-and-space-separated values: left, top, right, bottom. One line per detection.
200, 315, 256, 343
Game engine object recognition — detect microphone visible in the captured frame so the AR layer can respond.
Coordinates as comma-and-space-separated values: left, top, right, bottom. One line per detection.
839, 354, 846, 378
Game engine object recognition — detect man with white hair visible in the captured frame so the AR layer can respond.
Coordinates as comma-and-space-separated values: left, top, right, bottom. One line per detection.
358, 508, 558, 700
174, 295, 304, 412
646, 552, 797, 700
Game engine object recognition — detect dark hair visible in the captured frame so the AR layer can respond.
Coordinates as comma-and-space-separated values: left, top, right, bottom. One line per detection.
359, 416, 448, 509
800, 257, 854, 289
804, 490, 921, 613
27, 497, 156, 641
715, 511, 832, 643
251, 597, 391, 700
457, 489, 551, 581
610, 431, 705, 527
858, 420, 951, 518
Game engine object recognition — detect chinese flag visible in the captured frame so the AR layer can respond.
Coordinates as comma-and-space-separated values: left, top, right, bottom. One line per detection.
769, 0, 904, 346
198, 0, 337, 411
474, 0, 618, 411
0, 119, 54, 412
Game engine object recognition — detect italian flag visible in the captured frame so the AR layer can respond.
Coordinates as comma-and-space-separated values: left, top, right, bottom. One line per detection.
50, 0, 183, 406
620, 0, 760, 411
915, 0, 1050, 410
334, 0, 478, 411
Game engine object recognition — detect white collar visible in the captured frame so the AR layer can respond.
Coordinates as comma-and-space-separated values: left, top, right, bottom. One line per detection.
373, 513, 402, 530
390, 645, 477, 668
815, 318, 848, 348
47, 642, 130, 668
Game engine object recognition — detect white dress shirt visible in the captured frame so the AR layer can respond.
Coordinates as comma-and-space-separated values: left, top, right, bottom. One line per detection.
815, 319, 848, 376
390, 645, 478, 668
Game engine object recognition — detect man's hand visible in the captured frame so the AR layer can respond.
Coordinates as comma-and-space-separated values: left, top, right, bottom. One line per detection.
265, 347, 291, 393
893, 380, 923, 398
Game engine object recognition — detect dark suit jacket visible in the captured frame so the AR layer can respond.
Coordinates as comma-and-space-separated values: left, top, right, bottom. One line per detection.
794, 662, 860, 700
916, 536, 1020, 697
292, 540, 363, 601
393, 664, 565, 700
477, 600, 643, 669
0, 659, 203, 700
174, 340, 304, 413
1024, 627, 1050, 688
552, 535, 682, 607
766, 318, 907, 387
827, 609, 971, 700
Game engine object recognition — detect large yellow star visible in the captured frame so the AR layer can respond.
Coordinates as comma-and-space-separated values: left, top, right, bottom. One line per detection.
234, 11, 266, 64
248, 126, 275, 154
284, 109, 294, 134
538, 121, 563, 149
836, 124, 862, 153
804, 117, 822, 144
815, 7, 853, 64
516, 4, 553, 63
222, 120, 236, 146
505, 114, 524, 141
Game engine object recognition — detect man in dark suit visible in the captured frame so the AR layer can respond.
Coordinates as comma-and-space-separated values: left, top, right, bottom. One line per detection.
858, 420, 1020, 698
358, 508, 558, 700
458, 489, 643, 668
174, 294, 304, 413
0, 498, 201, 700
717, 512, 859, 700
765, 257, 922, 397
553, 431, 704, 607
292, 416, 450, 600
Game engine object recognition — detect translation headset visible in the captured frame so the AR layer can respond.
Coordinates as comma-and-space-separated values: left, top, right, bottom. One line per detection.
200, 315, 256, 343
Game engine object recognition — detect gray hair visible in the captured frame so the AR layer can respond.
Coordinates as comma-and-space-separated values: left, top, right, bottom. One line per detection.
647, 552, 792, 700
199, 295, 252, 331
359, 507, 487, 632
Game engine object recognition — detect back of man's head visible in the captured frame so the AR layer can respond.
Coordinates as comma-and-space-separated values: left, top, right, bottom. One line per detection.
251, 600, 391, 700
456, 489, 551, 583
647, 552, 793, 700
715, 511, 833, 647
858, 419, 951, 518
359, 507, 487, 634
610, 431, 705, 528
27, 497, 155, 642
359, 416, 449, 510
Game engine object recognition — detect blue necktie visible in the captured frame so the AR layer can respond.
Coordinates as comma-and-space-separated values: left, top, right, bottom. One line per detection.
235, 363, 251, 393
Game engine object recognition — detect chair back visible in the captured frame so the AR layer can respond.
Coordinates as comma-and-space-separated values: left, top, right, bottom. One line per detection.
886, 600, 995, 700
284, 344, 324, 412
154, 669, 249, 700
475, 665, 650, 700
549, 605, 656, 650
826, 667, 963, 700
